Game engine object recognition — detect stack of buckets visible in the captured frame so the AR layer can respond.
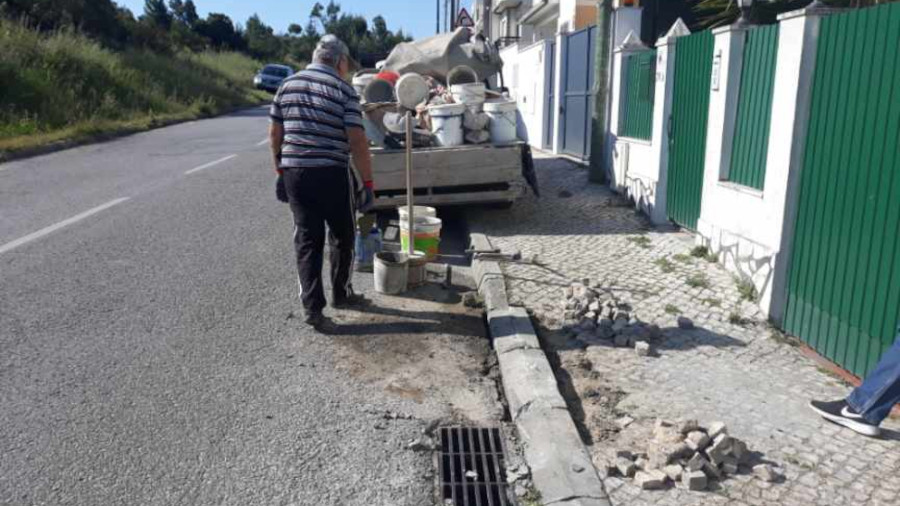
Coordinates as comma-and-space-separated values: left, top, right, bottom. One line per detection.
399, 206, 441, 262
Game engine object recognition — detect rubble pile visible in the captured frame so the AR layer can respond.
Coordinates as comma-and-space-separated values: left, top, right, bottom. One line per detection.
560, 281, 662, 353
607, 419, 779, 491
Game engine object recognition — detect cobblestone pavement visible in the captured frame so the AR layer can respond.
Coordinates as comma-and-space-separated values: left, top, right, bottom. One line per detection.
466, 156, 900, 506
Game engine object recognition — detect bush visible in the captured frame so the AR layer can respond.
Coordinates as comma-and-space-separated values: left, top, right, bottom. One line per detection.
0, 19, 268, 152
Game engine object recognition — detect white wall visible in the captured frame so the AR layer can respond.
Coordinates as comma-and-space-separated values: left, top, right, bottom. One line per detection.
696, 12, 827, 319
498, 40, 552, 149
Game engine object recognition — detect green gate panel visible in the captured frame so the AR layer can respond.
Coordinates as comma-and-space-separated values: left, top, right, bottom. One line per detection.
729, 24, 779, 190
620, 50, 656, 141
784, 3, 900, 377
667, 31, 714, 230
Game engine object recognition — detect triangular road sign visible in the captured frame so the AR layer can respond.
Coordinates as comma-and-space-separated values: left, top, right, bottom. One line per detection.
457, 8, 475, 28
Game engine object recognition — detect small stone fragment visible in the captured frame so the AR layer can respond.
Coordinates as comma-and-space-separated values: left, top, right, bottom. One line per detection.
635, 456, 649, 470
616, 457, 637, 477
663, 464, 684, 481
753, 464, 778, 482
588, 300, 602, 313
678, 419, 700, 434
407, 437, 434, 451
615, 416, 635, 430
635, 341, 651, 356
682, 470, 708, 491
707, 434, 733, 462
677, 316, 695, 330
686, 453, 708, 472
721, 456, 739, 475
702, 460, 722, 480
685, 431, 710, 451
571, 462, 585, 473
731, 439, 749, 463
635, 470, 668, 490
707, 421, 728, 439
465, 470, 478, 480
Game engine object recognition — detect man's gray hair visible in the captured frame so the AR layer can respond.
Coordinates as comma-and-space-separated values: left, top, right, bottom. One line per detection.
312, 35, 351, 67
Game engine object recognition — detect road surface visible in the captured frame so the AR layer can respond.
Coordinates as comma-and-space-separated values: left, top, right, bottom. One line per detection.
0, 107, 501, 506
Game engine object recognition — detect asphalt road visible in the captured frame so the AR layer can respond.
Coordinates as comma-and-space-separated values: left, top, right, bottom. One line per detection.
0, 107, 499, 506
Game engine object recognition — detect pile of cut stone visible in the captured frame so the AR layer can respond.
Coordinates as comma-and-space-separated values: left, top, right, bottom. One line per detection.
560, 281, 661, 354
608, 419, 779, 491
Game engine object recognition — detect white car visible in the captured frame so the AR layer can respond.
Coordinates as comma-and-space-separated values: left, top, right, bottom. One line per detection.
254, 64, 294, 92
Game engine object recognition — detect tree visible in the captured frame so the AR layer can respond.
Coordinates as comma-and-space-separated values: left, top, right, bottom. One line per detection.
244, 14, 283, 60
169, 0, 199, 27
288, 23, 303, 36
143, 0, 172, 29
195, 12, 244, 51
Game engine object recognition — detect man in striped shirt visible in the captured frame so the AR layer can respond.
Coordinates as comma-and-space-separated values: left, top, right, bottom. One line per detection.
269, 35, 375, 327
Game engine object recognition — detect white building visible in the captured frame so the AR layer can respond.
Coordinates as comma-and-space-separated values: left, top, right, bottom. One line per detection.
473, 0, 601, 47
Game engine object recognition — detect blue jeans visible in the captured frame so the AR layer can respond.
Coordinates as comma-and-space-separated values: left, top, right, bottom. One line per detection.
846, 331, 900, 425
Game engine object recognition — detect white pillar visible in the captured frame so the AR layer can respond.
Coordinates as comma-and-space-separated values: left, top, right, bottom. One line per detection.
767, 6, 842, 323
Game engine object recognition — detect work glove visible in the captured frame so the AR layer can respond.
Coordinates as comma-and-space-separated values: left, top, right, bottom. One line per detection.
275, 172, 289, 203
356, 182, 375, 214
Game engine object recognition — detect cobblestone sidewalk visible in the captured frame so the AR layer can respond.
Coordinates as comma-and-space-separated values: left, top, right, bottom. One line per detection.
466, 156, 900, 506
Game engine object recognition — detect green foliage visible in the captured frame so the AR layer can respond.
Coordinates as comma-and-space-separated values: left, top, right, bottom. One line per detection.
664, 304, 682, 315
735, 277, 758, 302
701, 297, 722, 308
0, 18, 267, 152
685, 273, 710, 289
690, 246, 709, 258
673, 253, 692, 264
693, 0, 898, 28
655, 258, 675, 273
627, 236, 652, 249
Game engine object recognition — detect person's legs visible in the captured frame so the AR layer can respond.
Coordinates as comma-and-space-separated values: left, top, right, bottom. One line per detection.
810, 330, 900, 436
324, 168, 357, 302
846, 333, 900, 425
284, 169, 328, 317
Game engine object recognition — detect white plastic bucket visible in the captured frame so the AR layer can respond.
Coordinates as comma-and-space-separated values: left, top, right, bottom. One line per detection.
484, 100, 518, 144
399, 216, 442, 261
374, 252, 409, 294
352, 72, 376, 97
451, 83, 486, 112
428, 103, 465, 147
447, 65, 478, 86
396, 73, 429, 109
398, 205, 437, 223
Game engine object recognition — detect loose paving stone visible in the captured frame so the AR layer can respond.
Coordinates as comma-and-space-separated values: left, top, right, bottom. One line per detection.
683, 470, 709, 491
466, 157, 900, 505
635, 470, 668, 490
753, 464, 779, 483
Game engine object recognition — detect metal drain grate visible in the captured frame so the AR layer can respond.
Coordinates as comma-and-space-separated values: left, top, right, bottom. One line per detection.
438, 426, 510, 506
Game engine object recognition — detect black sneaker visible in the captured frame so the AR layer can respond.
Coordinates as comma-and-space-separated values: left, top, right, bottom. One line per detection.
304, 312, 325, 328
809, 399, 881, 437
333, 292, 368, 309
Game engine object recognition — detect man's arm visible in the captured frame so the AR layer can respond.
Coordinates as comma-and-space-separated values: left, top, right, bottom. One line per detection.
347, 126, 373, 184
269, 122, 284, 173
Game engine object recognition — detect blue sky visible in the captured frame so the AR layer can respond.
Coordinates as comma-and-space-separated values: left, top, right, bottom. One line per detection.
117, 1, 477, 39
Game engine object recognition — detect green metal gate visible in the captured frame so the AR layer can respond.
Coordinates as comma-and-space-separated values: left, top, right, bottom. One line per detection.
784, 3, 900, 377
620, 50, 656, 141
729, 24, 779, 190
667, 31, 714, 230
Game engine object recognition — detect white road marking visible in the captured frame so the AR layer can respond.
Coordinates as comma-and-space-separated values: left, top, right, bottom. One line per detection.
256, 139, 269, 147
184, 154, 237, 175
0, 197, 130, 255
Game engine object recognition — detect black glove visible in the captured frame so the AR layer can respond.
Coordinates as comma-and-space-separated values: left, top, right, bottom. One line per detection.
275, 172, 288, 203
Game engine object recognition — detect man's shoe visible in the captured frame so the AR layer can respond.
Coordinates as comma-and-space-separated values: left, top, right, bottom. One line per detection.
809, 399, 881, 437
333, 292, 368, 309
304, 312, 325, 328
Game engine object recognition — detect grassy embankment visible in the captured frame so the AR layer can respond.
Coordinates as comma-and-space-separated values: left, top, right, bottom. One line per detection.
0, 19, 271, 158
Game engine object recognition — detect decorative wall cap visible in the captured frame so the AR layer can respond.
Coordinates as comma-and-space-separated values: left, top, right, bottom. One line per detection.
655, 18, 690, 47
778, 5, 845, 21
615, 30, 649, 53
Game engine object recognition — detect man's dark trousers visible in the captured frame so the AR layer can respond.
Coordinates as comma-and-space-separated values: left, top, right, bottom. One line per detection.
283, 166, 355, 315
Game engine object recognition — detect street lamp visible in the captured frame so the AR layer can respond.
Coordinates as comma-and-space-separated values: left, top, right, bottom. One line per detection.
734, 0, 753, 27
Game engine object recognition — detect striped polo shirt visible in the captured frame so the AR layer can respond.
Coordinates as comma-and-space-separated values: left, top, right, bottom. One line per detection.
270, 63, 364, 169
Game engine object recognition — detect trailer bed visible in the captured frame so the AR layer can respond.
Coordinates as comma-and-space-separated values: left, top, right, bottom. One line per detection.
371, 142, 525, 210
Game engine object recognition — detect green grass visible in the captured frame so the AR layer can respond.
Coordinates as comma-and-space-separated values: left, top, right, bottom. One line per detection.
654, 258, 675, 273
0, 20, 270, 156
685, 273, 711, 289
690, 245, 719, 263
701, 297, 722, 308
627, 236, 652, 249
735, 277, 759, 302
664, 304, 681, 315
673, 253, 692, 264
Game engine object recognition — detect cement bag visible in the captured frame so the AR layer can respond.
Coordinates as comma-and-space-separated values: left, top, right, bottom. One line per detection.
382, 28, 502, 84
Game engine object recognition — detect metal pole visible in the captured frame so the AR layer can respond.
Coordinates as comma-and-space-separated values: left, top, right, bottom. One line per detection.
405, 111, 414, 256
436, 0, 440, 34
444, 0, 449, 32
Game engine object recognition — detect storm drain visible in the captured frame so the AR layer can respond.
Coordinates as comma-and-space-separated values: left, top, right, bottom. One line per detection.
438, 426, 511, 506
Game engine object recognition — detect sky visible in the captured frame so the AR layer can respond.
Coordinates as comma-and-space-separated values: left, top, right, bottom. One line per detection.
117, 1, 479, 39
